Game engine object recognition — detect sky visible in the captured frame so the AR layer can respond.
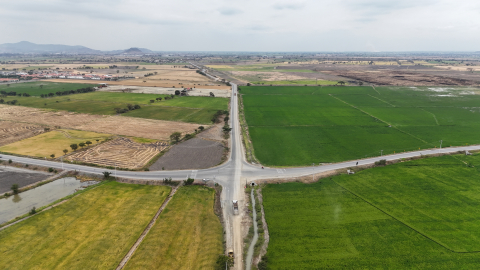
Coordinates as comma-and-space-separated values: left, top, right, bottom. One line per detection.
0, 0, 479, 51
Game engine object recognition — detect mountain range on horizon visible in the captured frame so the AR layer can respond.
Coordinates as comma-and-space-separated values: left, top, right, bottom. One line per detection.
0, 41, 155, 55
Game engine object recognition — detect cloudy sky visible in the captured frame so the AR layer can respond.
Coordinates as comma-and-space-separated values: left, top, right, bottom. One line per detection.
1, 0, 479, 51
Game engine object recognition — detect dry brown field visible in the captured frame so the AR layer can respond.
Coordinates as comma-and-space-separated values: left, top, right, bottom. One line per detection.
0, 105, 201, 140
75, 115, 199, 140
0, 105, 103, 128
0, 121, 45, 147
67, 137, 168, 169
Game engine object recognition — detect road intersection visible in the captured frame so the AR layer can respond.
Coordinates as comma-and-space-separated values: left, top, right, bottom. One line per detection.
2, 83, 480, 269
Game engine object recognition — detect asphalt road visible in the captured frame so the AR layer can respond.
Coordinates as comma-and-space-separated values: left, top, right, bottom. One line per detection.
2, 81, 480, 269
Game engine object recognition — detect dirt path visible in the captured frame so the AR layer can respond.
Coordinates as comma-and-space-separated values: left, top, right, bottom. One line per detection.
245, 189, 258, 270
116, 184, 181, 270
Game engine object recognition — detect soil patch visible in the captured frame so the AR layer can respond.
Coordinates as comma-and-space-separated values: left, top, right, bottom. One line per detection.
149, 138, 224, 170
0, 167, 50, 193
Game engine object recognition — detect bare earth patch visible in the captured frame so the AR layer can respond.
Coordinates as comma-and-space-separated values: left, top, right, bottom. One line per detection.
0, 105, 102, 128
149, 138, 224, 170
75, 115, 199, 140
66, 137, 168, 169
0, 121, 45, 147
0, 105, 201, 140
0, 167, 51, 193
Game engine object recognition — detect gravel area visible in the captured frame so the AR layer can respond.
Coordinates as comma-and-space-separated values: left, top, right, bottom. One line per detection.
0, 167, 51, 193
149, 138, 224, 170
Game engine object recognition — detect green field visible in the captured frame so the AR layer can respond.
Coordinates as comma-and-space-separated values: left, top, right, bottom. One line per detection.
0, 182, 170, 270
251, 80, 340, 85
125, 185, 223, 270
241, 85, 480, 165
1, 92, 228, 124
0, 81, 93, 96
262, 154, 480, 269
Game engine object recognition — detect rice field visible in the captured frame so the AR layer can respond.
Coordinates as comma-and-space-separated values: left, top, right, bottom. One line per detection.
0, 182, 171, 270
241, 85, 480, 165
262, 154, 480, 269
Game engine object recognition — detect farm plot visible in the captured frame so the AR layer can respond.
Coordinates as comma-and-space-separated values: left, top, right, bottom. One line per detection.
67, 137, 168, 169
0, 182, 170, 270
150, 138, 224, 170
0, 129, 111, 158
0, 81, 93, 96
124, 185, 223, 270
0, 121, 45, 147
0, 105, 201, 140
0, 92, 229, 124
241, 86, 480, 165
262, 154, 480, 269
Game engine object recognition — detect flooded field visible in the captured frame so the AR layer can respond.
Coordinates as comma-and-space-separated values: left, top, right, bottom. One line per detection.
0, 177, 97, 224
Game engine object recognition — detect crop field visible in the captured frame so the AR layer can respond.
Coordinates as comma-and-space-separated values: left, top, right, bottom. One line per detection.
67, 137, 168, 169
0, 121, 45, 147
0, 129, 111, 158
1, 92, 228, 124
125, 185, 223, 270
250, 79, 339, 85
241, 85, 480, 165
262, 154, 480, 269
0, 105, 200, 140
0, 81, 92, 96
0, 181, 171, 270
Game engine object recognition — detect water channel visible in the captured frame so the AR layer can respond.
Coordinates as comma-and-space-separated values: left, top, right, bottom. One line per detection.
0, 177, 97, 224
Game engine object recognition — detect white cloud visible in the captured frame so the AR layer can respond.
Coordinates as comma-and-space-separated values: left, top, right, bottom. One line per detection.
0, 0, 479, 51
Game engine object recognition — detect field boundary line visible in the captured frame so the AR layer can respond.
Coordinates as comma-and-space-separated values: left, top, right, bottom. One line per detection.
332, 180, 480, 254
421, 108, 440, 125
329, 94, 431, 145
367, 94, 395, 107
116, 184, 182, 270
371, 85, 380, 95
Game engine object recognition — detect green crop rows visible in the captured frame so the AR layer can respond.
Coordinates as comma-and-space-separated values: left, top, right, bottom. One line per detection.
241, 85, 480, 165
262, 154, 480, 269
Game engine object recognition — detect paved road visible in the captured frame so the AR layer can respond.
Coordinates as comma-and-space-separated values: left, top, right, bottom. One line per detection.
2, 82, 480, 269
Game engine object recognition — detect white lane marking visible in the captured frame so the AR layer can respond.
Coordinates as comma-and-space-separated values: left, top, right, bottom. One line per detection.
276, 169, 284, 174
190, 170, 198, 178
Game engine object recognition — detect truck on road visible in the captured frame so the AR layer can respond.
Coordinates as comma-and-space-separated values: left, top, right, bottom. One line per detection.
232, 200, 239, 214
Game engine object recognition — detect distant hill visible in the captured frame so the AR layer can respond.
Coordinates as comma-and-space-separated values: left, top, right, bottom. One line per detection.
0, 41, 157, 55
0, 41, 101, 54
122, 47, 144, 54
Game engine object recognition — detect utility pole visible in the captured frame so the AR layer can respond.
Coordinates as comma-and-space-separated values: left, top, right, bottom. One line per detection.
381, 150, 383, 156
440, 140, 443, 149
115, 162, 117, 179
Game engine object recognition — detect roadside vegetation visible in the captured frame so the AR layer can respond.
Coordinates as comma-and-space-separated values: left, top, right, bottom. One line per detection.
125, 185, 223, 270
0, 182, 171, 270
241, 85, 480, 166
262, 153, 480, 268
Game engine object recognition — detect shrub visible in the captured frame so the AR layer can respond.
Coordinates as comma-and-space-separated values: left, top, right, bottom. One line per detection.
48, 167, 54, 172
29, 207, 36, 215
11, 184, 19, 194
184, 178, 194, 185
375, 159, 387, 166
8, 159, 12, 164
103, 171, 111, 179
